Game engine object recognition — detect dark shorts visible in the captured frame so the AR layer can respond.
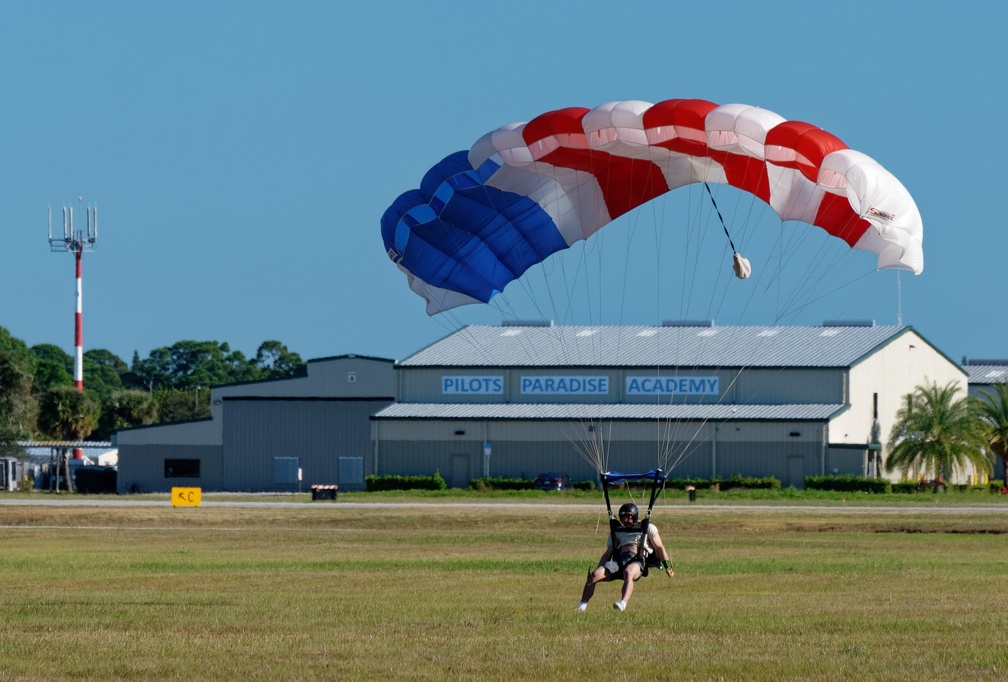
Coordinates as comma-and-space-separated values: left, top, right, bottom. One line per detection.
602, 553, 645, 579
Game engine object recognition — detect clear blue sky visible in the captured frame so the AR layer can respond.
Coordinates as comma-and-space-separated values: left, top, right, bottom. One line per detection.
1, 1, 1003, 367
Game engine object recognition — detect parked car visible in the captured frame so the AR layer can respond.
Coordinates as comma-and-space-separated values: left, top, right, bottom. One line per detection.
533, 472, 572, 491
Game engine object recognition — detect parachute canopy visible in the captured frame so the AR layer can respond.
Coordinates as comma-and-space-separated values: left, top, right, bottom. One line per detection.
382, 99, 923, 315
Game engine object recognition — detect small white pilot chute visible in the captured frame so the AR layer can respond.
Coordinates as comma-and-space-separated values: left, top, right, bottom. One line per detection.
733, 252, 752, 279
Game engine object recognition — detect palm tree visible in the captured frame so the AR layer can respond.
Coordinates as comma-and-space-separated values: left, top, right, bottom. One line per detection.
37, 386, 99, 493
885, 381, 992, 485
974, 382, 1008, 487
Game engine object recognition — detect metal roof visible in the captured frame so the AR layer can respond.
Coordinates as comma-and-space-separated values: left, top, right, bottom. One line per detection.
964, 362, 1008, 385
400, 324, 909, 369
373, 402, 846, 422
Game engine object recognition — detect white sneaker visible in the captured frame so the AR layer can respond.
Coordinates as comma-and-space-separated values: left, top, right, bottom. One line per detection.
612, 601, 626, 612
576, 603, 587, 612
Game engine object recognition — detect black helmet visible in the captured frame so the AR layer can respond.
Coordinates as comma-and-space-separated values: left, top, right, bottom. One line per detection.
618, 503, 638, 522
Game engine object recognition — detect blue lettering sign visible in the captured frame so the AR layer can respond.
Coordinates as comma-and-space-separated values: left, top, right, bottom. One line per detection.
625, 375, 719, 396
442, 375, 503, 395
520, 375, 609, 395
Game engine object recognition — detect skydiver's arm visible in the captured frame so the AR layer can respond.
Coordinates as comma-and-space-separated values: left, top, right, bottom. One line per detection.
650, 532, 674, 577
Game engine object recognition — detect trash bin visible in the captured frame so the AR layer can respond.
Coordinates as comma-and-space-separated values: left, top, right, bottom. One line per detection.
687, 486, 696, 503
311, 484, 338, 501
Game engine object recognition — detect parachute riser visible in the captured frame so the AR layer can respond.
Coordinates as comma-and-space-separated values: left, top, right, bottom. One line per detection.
601, 472, 619, 556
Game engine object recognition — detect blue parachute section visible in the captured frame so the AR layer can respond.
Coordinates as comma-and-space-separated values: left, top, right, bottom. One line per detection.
602, 470, 667, 485
381, 151, 567, 306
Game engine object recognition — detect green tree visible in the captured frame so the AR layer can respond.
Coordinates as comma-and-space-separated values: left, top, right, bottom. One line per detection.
31, 343, 73, 374
38, 386, 99, 441
33, 358, 73, 393
1, 329, 38, 457
120, 350, 150, 392
96, 389, 159, 438
973, 382, 1008, 485
37, 386, 99, 493
886, 381, 992, 484
134, 341, 235, 390
0, 329, 38, 441
254, 340, 305, 379
223, 347, 261, 384
153, 388, 209, 423
82, 348, 126, 403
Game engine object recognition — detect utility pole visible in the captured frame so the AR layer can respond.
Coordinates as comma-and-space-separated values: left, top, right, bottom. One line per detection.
49, 200, 97, 462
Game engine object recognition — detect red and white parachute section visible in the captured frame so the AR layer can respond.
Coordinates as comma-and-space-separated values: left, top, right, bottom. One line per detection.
383, 98, 922, 316
469, 99, 922, 273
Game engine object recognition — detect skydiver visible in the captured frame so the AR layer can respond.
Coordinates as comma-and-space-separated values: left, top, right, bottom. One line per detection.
576, 502, 674, 612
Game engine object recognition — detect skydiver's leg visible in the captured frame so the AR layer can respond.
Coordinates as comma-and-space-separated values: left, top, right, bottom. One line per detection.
580, 565, 610, 604
618, 563, 643, 606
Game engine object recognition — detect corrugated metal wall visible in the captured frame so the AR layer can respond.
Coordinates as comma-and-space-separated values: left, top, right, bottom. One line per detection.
373, 417, 829, 488
221, 398, 391, 491
116, 444, 223, 493
375, 435, 825, 488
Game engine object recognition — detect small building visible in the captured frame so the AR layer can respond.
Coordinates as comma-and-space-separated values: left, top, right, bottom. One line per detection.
1, 456, 21, 491
371, 322, 967, 487
115, 355, 394, 493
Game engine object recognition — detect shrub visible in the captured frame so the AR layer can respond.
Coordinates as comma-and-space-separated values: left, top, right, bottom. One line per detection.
665, 479, 713, 489
73, 466, 117, 494
365, 472, 447, 491
953, 483, 995, 493
468, 476, 534, 491
804, 475, 890, 493
720, 474, 782, 491
666, 475, 781, 491
891, 481, 919, 494
572, 480, 595, 491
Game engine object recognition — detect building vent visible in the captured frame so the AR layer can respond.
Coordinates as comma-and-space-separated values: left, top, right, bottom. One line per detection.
822, 320, 875, 327
501, 319, 553, 327
662, 319, 714, 327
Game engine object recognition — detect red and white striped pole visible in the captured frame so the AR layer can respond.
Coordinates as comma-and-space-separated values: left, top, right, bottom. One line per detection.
50, 203, 96, 461
71, 237, 85, 461
74, 248, 84, 392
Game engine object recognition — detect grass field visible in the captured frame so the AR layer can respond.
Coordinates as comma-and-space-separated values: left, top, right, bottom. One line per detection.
1, 495, 1006, 681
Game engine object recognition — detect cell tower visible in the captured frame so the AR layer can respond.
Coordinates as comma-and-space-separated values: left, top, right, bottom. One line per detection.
49, 201, 97, 460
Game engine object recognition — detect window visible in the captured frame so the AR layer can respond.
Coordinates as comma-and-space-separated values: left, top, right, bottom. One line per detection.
164, 459, 200, 478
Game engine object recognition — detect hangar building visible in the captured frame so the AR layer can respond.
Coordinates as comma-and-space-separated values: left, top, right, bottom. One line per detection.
371, 322, 968, 488
115, 355, 394, 493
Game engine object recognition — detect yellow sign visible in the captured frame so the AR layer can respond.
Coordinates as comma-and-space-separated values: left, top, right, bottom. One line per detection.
171, 487, 202, 507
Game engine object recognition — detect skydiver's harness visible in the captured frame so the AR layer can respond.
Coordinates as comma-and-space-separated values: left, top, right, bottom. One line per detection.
599, 469, 669, 578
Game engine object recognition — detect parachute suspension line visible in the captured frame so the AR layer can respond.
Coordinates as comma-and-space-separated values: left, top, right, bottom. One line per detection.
897, 271, 903, 327
704, 181, 737, 254
704, 182, 752, 281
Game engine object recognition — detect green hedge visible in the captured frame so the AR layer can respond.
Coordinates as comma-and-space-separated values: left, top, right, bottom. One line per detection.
468, 476, 534, 491
73, 466, 117, 494
365, 472, 447, 491
666, 474, 782, 491
468, 476, 596, 491
805, 475, 890, 493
